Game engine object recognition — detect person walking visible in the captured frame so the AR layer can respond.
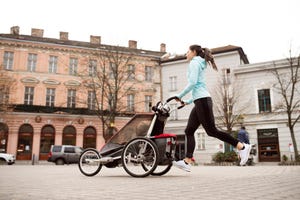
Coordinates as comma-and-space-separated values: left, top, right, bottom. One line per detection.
172, 45, 251, 172
238, 126, 250, 144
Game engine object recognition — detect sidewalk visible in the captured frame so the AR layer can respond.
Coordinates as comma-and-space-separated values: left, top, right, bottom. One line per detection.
0, 164, 299, 200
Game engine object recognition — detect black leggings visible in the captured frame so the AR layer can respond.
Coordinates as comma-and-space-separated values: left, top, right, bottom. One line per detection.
185, 97, 239, 158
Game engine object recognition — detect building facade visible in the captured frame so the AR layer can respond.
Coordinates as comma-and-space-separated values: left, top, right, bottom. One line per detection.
0, 26, 165, 161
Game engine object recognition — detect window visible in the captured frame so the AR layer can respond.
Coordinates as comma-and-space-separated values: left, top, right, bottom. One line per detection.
89, 60, 97, 77
64, 147, 75, 153
87, 91, 96, 110
127, 64, 135, 80
46, 88, 55, 107
27, 53, 37, 72
145, 66, 153, 81
3, 51, 14, 70
109, 62, 116, 79
0, 87, 9, 106
127, 94, 134, 112
145, 95, 152, 112
52, 145, 62, 152
222, 68, 231, 85
197, 131, 205, 150
49, 56, 58, 73
69, 58, 78, 75
108, 93, 116, 111
258, 89, 271, 112
24, 87, 34, 105
169, 76, 177, 91
67, 89, 76, 108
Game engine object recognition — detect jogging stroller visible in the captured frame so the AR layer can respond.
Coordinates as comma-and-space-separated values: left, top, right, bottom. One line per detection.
78, 97, 185, 177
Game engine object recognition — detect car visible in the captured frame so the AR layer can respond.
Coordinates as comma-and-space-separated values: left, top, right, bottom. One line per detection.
0, 153, 15, 165
47, 145, 83, 165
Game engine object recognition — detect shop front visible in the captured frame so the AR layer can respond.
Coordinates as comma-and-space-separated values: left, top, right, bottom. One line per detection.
257, 128, 280, 162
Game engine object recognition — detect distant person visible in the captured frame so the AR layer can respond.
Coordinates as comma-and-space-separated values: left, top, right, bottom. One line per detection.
238, 126, 249, 144
172, 44, 251, 172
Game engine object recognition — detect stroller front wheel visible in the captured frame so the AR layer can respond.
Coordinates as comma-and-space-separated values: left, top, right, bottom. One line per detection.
78, 148, 102, 176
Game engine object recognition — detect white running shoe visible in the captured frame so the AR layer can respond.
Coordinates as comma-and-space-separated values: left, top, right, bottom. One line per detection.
239, 143, 251, 166
172, 160, 191, 172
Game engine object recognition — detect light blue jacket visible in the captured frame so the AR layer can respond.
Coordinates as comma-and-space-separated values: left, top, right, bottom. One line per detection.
176, 56, 210, 104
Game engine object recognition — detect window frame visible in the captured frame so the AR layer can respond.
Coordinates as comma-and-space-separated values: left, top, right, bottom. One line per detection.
3, 51, 14, 70
257, 89, 272, 113
27, 53, 37, 72
69, 58, 78, 75
24, 86, 34, 105
49, 55, 58, 74
67, 89, 76, 108
127, 94, 135, 112
46, 88, 56, 107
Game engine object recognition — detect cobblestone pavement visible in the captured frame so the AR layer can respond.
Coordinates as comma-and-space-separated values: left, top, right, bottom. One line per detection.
0, 164, 299, 200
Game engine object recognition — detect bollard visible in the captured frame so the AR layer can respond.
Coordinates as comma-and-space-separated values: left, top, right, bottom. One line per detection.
32, 154, 35, 165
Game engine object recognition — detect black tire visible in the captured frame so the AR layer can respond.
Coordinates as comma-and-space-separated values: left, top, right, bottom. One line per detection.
121, 137, 158, 178
78, 148, 102, 177
55, 158, 65, 165
0, 158, 7, 165
151, 163, 172, 176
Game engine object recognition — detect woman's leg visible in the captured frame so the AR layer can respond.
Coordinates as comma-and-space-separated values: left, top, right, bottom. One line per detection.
184, 106, 201, 158
195, 97, 239, 147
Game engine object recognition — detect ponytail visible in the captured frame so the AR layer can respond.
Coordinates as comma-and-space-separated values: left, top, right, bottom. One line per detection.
202, 48, 218, 71
189, 45, 218, 71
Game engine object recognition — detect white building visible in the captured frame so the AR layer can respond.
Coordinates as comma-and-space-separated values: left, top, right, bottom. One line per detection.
161, 45, 300, 164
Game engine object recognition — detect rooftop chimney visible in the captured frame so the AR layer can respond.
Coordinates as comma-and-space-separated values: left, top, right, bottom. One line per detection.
90, 35, 101, 44
31, 28, 44, 37
10, 26, 20, 35
160, 43, 166, 52
129, 40, 137, 49
60, 32, 69, 40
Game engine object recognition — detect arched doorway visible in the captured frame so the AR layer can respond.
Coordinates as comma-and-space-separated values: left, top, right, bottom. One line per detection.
62, 125, 76, 145
83, 126, 96, 149
0, 123, 9, 153
17, 124, 33, 160
40, 125, 55, 160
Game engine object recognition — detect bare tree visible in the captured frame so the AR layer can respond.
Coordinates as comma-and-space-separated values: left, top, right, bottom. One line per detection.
0, 65, 15, 112
271, 51, 300, 161
80, 47, 136, 141
213, 69, 250, 151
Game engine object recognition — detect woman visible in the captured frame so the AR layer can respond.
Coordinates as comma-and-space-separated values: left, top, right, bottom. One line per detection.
172, 45, 251, 172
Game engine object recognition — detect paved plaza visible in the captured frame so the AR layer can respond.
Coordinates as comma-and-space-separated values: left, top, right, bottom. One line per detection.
0, 164, 300, 200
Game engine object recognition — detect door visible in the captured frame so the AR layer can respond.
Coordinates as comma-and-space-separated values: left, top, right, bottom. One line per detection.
257, 129, 280, 162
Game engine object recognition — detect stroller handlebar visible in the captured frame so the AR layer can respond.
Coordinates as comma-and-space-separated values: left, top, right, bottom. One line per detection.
166, 96, 185, 110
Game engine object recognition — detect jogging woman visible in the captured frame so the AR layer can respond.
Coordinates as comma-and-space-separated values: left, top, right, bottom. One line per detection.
172, 45, 251, 172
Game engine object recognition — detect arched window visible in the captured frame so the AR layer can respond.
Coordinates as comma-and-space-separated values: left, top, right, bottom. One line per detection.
83, 126, 96, 149
17, 124, 33, 160
0, 123, 9, 153
62, 125, 76, 145
39, 125, 55, 160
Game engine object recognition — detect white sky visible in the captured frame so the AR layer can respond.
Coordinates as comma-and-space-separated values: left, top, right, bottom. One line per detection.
1, 0, 299, 63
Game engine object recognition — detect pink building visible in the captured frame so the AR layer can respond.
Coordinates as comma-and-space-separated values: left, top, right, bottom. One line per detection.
0, 26, 165, 161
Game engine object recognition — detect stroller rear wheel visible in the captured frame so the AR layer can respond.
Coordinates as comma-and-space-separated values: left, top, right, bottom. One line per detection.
78, 148, 102, 176
122, 137, 159, 177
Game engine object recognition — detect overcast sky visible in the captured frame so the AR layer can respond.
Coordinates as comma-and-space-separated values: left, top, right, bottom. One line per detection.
1, 0, 299, 63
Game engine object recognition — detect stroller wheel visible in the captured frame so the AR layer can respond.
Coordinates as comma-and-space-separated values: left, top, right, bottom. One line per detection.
78, 148, 102, 176
151, 163, 172, 176
122, 137, 159, 178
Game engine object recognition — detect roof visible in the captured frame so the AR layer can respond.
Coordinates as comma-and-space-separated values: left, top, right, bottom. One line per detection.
212, 45, 249, 64
0, 33, 165, 58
